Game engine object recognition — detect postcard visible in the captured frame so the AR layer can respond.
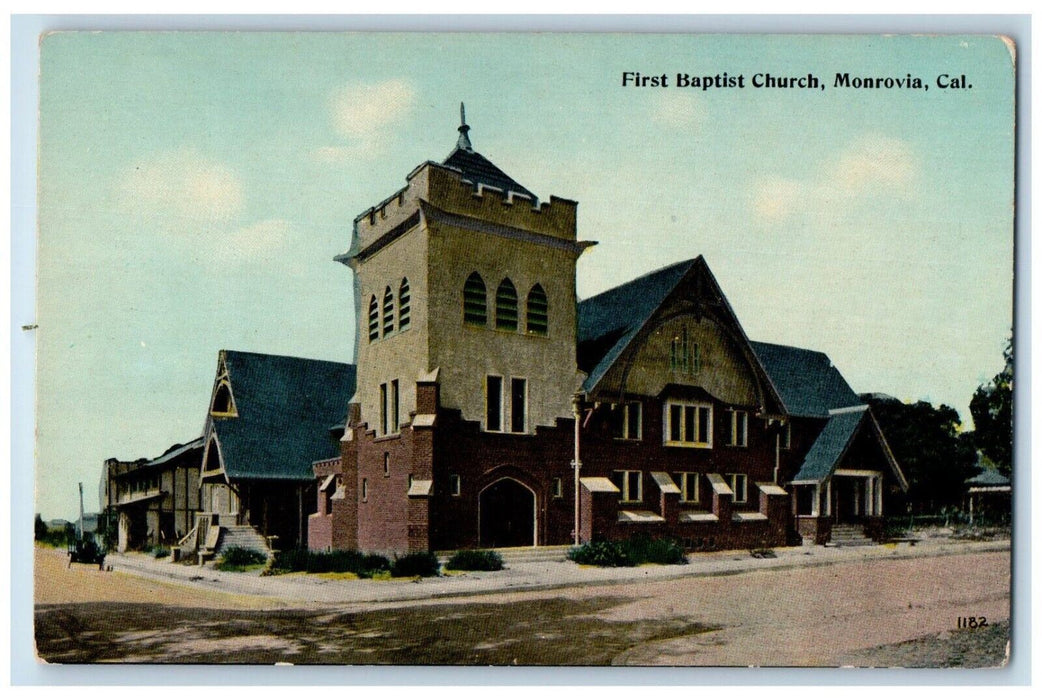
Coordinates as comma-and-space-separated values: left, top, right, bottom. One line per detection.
31, 30, 1014, 669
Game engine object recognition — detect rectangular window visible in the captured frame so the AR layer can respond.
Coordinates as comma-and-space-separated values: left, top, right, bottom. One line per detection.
728, 473, 748, 504
361, 478, 368, 502
511, 378, 527, 433
391, 379, 400, 432
612, 470, 643, 503
379, 383, 388, 435
673, 472, 699, 503
486, 375, 503, 432
612, 401, 642, 440
781, 423, 792, 450
552, 477, 564, 499
664, 400, 712, 447
669, 404, 683, 442
450, 474, 461, 497
730, 410, 748, 447
383, 452, 390, 478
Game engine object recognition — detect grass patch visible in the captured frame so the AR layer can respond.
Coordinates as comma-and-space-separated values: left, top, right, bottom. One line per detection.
445, 549, 504, 571
315, 571, 361, 581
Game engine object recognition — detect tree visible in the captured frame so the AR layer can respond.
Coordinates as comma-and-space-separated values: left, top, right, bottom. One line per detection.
34, 514, 48, 541
970, 336, 1013, 475
862, 396, 977, 512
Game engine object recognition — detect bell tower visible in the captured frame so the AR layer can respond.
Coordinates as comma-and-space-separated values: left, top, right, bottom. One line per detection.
338, 107, 595, 435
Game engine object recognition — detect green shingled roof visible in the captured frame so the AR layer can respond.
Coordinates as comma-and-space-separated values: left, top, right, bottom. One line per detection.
791, 408, 867, 483
211, 351, 356, 481
792, 407, 908, 490
749, 341, 860, 418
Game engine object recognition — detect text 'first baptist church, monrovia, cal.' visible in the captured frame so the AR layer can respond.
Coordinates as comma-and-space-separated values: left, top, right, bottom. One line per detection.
621, 71, 972, 90
101, 107, 908, 559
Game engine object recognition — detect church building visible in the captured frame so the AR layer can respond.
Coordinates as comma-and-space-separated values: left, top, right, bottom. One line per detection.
307, 108, 908, 554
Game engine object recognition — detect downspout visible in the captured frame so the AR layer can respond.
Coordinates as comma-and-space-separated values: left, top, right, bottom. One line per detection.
571, 393, 583, 546
774, 431, 780, 484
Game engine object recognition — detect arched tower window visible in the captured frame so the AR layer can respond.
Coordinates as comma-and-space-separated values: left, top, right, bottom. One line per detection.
495, 279, 518, 331
382, 287, 394, 336
368, 295, 379, 342
463, 272, 487, 326
526, 284, 548, 336
398, 278, 411, 331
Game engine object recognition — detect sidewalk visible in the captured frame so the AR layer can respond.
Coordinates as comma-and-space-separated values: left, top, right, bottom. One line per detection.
104, 537, 1010, 608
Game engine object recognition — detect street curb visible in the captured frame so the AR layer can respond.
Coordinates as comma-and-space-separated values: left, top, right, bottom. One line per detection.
99, 539, 1011, 608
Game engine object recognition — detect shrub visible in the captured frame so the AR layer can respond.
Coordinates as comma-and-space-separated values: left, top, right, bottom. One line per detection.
623, 535, 687, 565
152, 547, 171, 559
216, 546, 267, 571
569, 536, 688, 567
568, 540, 633, 567
446, 549, 504, 571
268, 548, 390, 577
391, 551, 441, 577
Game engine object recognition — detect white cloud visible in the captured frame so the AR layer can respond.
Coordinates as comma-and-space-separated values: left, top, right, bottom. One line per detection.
210, 219, 295, 266
331, 79, 416, 138
650, 92, 705, 129
752, 177, 804, 223
832, 135, 916, 192
752, 134, 917, 224
316, 79, 416, 162
311, 143, 383, 163
121, 148, 244, 222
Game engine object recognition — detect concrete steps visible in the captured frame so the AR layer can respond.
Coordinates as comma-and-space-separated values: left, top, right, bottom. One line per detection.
828, 524, 876, 547
215, 525, 272, 558
493, 545, 573, 564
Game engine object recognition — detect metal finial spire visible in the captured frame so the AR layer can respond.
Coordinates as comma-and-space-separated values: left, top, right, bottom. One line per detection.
457, 102, 473, 151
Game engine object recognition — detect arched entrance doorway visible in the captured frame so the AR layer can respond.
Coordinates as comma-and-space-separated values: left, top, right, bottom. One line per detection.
479, 478, 536, 548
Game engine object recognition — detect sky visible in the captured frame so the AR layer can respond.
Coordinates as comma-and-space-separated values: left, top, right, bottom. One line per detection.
34, 33, 1014, 521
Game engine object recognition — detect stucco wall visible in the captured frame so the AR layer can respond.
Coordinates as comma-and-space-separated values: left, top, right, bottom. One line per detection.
353, 224, 431, 436
427, 221, 582, 431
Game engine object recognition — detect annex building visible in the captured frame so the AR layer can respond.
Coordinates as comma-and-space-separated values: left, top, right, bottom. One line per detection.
306, 111, 909, 554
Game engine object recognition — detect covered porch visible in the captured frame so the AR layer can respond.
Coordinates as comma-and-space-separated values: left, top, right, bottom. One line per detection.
789, 406, 908, 545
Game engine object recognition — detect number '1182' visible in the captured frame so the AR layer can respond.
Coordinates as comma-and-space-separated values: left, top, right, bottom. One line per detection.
957, 616, 988, 629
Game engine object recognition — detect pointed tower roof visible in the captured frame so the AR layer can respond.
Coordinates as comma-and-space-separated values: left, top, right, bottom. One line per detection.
442, 103, 536, 200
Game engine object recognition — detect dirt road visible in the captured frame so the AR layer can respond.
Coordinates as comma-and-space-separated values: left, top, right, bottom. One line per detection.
34, 545, 1010, 666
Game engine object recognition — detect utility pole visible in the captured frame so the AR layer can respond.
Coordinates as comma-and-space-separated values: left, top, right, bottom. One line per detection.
77, 482, 85, 539
571, 393, 583, 546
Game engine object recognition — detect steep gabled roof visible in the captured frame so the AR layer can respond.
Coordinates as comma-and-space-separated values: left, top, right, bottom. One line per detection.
750, 341, 860, 418
209, 351, 356, 481
792, 408, 867, 482
577, 259, 697, 392
792, 406, 908, 490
